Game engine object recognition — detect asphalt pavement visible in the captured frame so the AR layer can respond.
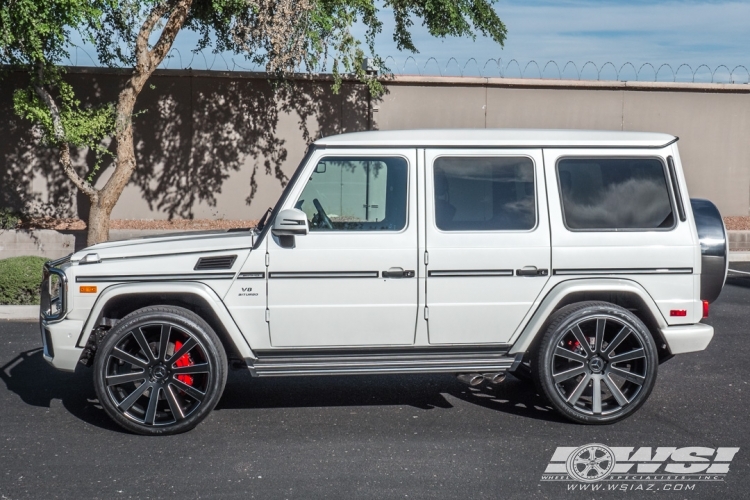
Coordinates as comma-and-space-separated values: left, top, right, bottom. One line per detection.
1, 281, 749, 499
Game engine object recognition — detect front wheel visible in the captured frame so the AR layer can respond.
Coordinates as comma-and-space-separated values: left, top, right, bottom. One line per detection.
93, 306, 228, 435
533, 301, 658, 424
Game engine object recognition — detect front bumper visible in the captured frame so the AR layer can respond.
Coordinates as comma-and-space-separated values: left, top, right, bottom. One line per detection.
660, 323, 714, 354
41, 317, 84, 372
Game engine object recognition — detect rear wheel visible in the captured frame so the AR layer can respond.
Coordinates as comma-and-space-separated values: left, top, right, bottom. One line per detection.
93, 306, 227, 435
533, 301, 658, 424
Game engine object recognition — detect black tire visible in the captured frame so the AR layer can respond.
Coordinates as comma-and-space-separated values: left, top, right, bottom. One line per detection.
93, 306, 228, 435
532, 301, 658, 424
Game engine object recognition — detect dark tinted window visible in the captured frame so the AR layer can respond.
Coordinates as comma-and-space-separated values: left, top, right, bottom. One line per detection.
296, 157, 408, 231
557, 158, 674, 230
433, 157, 536, 231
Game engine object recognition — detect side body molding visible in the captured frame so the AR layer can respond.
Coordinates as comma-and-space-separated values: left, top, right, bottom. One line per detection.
509, 278, 668, 355
77, 282, 256, 360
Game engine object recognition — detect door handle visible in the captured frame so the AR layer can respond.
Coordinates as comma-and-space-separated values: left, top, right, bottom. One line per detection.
516, 266, 549, 277
382, 267, 415, 278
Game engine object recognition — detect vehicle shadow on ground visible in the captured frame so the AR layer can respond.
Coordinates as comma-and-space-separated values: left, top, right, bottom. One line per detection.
1, 348, 563, 429
726, 274, 750, 289
0, 348, 127, 433
216, 370, 565, 423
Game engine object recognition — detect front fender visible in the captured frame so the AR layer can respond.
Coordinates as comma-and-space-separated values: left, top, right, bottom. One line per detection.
509, 278, 668, 355
76, 282, 255, 360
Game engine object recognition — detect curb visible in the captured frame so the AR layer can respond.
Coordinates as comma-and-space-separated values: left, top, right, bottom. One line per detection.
728, 251, 750, 262
0, 305, 39, 321
728, 230, 750, 252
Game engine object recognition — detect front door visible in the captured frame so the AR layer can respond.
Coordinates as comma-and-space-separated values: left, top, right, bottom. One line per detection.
424, 149, 551, 344
266, 149, 419, 347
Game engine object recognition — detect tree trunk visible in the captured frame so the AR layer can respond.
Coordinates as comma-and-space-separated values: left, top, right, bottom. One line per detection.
87, 200, 113, 247
81, 0, 193, 246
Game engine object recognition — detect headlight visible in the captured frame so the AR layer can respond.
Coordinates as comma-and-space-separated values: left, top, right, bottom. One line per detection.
40, 255, 71, 322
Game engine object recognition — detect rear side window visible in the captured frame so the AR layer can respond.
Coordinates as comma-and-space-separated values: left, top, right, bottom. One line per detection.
433, 156, 536, 231
557, 158, 674, 230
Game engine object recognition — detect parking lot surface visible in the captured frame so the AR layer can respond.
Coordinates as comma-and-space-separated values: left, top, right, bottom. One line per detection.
1, 281, 749, 499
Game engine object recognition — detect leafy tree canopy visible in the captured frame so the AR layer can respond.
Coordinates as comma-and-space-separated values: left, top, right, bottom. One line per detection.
0, 0, 506, 243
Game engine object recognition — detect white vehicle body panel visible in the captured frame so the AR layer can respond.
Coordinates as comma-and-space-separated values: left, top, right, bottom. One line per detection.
543, 146, 701, 325
316, 129, 675, 149
38, 129, 717, 375
508, 278, 669, 354
265, 148, 420, 347
75, 282, 254, 354
222, 249, 271, 349
423, 148, 551, 344
71, 230, 254, 261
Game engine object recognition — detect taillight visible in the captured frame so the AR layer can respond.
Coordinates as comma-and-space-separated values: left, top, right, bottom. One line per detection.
703, 300, 709, 318
670, 310, 687, 317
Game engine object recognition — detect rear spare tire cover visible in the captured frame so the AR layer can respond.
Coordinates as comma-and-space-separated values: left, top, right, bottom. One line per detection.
690, 198, 728, 303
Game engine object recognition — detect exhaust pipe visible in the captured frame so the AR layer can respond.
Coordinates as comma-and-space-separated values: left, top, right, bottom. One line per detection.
484, 372, 506, 385
457, 373, 485, 386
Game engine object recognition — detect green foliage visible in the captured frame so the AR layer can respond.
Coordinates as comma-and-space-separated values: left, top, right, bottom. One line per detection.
0, 256, 49, 305
295, 0, 507, 95
12, 83, 116, 180
185, 0, 507, 96
0, 208, 21, 230
1, 0, 506, 194
0, 0, 107, 68
1, 0, 116, 179
3, 0, 507, 114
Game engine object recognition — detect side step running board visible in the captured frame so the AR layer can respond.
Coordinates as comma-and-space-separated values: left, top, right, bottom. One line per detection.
247, 349, 522, 377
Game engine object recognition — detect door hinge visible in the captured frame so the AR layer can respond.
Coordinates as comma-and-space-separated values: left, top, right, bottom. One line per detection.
424, 306, 429, 320
265, 309, 270, 322
424, 250, 429, 265
265, 252, 270, 266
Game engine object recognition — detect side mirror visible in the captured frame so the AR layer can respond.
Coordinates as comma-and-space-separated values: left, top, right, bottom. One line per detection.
272, 208, 309, 236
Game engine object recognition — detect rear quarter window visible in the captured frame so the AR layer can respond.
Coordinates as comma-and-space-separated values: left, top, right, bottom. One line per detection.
557, 157, 674, 230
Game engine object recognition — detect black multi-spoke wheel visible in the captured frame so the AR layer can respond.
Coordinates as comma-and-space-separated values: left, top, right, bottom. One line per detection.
533, 301, 658, 424
93, 306, 227, 435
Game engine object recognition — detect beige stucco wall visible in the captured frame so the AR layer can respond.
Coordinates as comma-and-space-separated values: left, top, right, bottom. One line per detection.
1, 70, 749, 219
377, 78, 750, 215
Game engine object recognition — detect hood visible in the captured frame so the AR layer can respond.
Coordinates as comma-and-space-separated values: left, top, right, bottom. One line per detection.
70, 229, 256, 262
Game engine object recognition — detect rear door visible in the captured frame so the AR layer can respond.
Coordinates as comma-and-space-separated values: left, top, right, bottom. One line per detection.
424, 149, 551, 344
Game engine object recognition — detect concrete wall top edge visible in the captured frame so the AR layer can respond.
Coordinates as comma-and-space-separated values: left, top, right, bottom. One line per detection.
5, 66, 748, 94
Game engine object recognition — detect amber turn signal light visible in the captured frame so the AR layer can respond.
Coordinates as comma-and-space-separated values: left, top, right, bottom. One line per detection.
79, 286, 97, 294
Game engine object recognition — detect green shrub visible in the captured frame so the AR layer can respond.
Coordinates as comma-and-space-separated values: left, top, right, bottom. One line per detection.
0, 208, 21, 230
0, 256, 49, 305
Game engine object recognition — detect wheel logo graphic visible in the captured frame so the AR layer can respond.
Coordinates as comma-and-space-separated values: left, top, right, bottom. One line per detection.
566, 444, 616, 482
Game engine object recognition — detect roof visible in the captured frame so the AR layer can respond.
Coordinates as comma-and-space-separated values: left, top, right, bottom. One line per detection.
314, 129, 677, 149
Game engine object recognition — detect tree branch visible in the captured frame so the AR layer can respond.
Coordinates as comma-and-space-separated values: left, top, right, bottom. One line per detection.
103, 0, 193, 209
148, 0, 193, 68
134, 1, 172, 74
32, 77, 98, 200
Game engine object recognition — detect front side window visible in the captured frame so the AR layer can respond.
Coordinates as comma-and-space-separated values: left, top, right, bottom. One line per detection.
557, 158, 674, 230
295, 156, 408, 231
433, 156, 536, 231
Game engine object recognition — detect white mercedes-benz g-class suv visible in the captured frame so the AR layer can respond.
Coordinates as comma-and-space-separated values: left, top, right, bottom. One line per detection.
40, 129, 727, 434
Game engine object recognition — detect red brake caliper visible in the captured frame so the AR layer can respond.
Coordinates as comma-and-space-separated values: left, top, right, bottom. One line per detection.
173, 340, 194, 386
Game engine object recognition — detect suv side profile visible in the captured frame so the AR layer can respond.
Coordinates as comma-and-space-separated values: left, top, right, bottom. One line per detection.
40, 129, 727, 434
